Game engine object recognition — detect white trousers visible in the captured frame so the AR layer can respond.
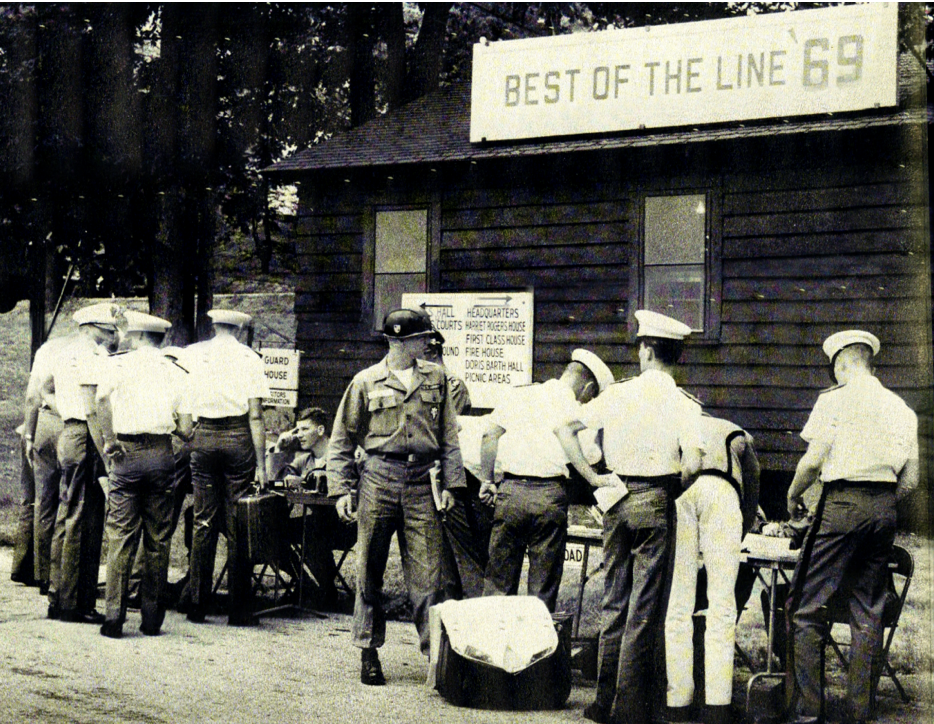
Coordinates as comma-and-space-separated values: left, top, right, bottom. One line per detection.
665, 475, 742, 708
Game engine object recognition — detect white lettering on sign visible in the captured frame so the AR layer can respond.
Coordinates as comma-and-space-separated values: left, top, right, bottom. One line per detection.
402, 292, 533, 409
470, 3, 897, 142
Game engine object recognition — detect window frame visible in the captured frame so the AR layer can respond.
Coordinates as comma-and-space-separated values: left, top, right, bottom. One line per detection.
630, 189, 722, 342
362, 197, 441, 334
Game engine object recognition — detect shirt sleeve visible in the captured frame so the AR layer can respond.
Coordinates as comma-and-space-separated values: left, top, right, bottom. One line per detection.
676, 398, 704, 452
244, 352, 271, 399
801, 393, 837, 444
326, 377, 367, 497
488, 386, 520, 431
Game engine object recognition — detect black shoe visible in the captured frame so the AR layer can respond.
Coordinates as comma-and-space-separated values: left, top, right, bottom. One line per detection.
11, 573, 39, 587
186, 610, 206, 624
47, 604, 59, 620
100, 621, 123, 639
360, 648, 385, 686
139, 622, 161, 636
583, 702, 610, 724
60, 609, 105, 624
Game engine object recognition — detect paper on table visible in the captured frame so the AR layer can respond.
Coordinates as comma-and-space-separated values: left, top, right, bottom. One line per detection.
742, 533, 797, 562
593, 473, 629, 513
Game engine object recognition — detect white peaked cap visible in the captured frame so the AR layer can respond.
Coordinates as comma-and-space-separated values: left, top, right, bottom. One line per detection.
822, 330, 880, 361
634, 310, 692, 340
207, 309, 252, 327
572, 349, 614, 393
73, 302, 119, 329
125, 310, 172, 334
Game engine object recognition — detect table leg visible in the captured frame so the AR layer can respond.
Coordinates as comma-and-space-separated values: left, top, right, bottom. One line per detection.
573, 541, 590, 639
299, 503, 309, 610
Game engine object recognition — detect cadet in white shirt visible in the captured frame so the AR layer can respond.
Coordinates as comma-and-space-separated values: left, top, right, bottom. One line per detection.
30, 303, 120, 624
96, 311, 192, 638
184, 309, 270, 626
557, 310, 702, 724
479, 349, 613, 611
786, 331, 919, 724
15, 334, 72, 591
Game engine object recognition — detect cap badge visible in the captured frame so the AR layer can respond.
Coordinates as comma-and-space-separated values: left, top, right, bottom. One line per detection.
394, 324, 401, 334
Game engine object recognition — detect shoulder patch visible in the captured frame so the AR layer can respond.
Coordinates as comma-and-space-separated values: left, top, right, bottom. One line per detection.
819, 383, 846, 395
679, 388, 703, 406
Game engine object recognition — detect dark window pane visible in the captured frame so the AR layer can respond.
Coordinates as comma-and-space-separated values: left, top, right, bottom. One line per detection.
375, 210, 427, 273
644, 264, 704, 331
644, 195, 706, 265
374, 273, 426, 330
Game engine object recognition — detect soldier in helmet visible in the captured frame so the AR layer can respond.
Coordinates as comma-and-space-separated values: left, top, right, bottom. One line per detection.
327, 308, 466, 686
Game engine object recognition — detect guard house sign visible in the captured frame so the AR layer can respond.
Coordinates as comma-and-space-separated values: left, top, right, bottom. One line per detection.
402, 292, 533, 409
262, 348, 301, 408
470, 3, 897, 142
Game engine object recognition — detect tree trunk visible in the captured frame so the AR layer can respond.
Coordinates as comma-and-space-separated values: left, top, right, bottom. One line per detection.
175, 6, 220, 340
404, 3, 453, 102
381, 3, 406, 113
347, 4, 377, 128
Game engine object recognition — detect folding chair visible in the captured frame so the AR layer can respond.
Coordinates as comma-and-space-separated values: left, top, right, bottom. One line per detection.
821, 544, 913, 704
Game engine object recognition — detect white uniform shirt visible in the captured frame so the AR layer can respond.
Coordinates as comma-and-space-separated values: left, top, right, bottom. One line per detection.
180, 334, 270, 418
26, 335, 74, 410
577, 368, 702, 477
489, 379, 587, 478
96, 347, 188, 435
52, 334, 110, 421
801, 374, 918, 483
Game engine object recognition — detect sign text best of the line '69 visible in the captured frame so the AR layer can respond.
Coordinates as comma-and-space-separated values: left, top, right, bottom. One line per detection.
470, 3, 898, 142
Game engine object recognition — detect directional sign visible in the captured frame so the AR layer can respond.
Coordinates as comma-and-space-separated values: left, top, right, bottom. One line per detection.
402, 291, 534, 409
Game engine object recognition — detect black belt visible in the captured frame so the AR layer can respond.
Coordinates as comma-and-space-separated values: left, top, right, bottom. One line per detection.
615, 473, 680, 486
117, 433, 171, 445
369, 451, 436, 464
198, 414, 250, 429
825, 479, 896, 491
502, 472, 566, 483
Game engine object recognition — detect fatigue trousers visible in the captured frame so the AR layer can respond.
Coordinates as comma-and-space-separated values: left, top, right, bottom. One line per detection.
49, 420, 105, 614
352, 455, 444, 653
594, 481, 674, 724
104, 436, 175, 631
189, 421, 255, 622
440, 479, 493, 600
665, 476, 742, 709
790, 486, 896, 722
483, 476, 568, 611
33, 409, 63, 587
12, 436, 35, 583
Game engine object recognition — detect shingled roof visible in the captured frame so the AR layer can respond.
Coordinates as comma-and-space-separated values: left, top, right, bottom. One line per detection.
267, 55, 928, 175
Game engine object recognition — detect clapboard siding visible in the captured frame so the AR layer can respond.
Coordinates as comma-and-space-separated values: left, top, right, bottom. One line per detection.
290, 124, 931, 483
442, 223, 626, 250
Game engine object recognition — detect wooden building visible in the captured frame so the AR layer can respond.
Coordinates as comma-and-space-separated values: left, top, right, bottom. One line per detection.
267, 41, 930, 518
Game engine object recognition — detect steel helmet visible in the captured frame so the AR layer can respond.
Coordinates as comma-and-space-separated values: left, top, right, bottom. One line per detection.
382, 308, 435, 339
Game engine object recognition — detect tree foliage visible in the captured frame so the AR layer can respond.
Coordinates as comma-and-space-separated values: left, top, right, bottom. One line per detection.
0, 3, 930, 344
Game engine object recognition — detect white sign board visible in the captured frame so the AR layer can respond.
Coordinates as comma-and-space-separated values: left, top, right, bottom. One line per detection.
262, 348, 300, 408
402, 292, 533, 409
471, 3, 898, 142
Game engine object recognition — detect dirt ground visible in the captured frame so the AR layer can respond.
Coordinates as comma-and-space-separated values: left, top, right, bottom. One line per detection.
0, 541, 931, 724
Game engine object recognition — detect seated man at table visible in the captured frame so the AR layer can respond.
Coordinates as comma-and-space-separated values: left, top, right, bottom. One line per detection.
275, 407, 330, 491
275, 408, 342, 607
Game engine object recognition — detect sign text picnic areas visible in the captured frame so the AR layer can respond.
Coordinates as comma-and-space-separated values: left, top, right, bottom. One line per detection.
470, 3, 897, 142
402, 292, 533, 410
